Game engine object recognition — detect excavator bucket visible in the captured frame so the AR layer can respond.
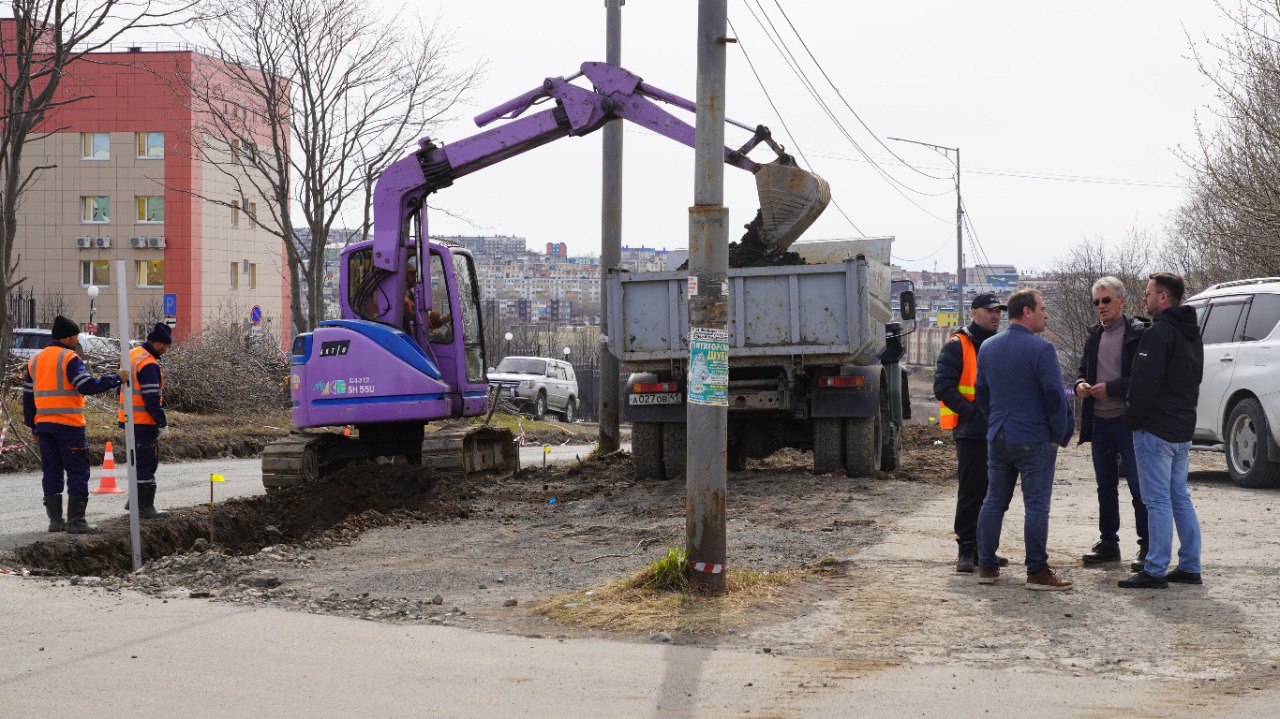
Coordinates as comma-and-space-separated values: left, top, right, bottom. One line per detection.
754, 161, 831, 255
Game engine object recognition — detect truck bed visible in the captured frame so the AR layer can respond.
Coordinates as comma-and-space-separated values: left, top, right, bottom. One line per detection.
605, 245, 891, 368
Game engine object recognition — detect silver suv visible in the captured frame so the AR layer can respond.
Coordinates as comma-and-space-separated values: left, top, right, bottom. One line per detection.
487, 356, 579, 422
1186, 278, 1280, 488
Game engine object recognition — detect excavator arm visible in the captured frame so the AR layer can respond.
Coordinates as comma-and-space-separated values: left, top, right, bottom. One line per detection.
362, 61, 830, 327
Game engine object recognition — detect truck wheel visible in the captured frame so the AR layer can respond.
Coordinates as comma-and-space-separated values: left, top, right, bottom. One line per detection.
633, 422, 665, 481
563, 398, 576, 423
533, 392, 547, 421
1226, 399, 1280, 488
845, 416, 879, 478
879, 412, 900, 472
662, 423, 687, 481
813, 418, 844, 474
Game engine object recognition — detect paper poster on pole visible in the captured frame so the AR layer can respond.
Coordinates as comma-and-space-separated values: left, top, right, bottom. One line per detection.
687, 327, 729, 406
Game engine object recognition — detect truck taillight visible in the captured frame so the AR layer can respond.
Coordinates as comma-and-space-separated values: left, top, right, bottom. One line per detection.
633, 381, 679, 393
818, 376, 864, 388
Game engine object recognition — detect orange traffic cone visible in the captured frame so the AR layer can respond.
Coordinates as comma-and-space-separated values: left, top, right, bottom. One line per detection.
91, 441, 126, 494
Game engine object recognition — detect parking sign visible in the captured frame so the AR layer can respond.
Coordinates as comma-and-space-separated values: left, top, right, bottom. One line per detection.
162, 293, 178, 316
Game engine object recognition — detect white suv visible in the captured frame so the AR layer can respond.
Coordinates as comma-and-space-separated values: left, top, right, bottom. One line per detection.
1186, 278, 1280, 487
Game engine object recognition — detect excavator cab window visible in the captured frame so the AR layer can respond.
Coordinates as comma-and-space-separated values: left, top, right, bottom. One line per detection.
451, 252, 486, 383
347, 248, 376, 320
427, 253, 453, 344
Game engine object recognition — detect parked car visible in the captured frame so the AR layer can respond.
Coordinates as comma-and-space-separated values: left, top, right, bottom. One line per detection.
11, 328, 118, 363
487, 356, 579, 422
1186, 277, 1280, 488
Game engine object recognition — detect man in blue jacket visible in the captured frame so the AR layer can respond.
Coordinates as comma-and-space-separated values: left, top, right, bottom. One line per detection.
974, 288, 1074, 590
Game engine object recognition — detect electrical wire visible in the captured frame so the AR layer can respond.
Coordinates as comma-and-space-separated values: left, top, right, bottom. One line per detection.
767, 0, 949, 183
891, 238, 952, 263
808, 150, 1184, 189
741, 0, 954, 224
728, 16, 865, 235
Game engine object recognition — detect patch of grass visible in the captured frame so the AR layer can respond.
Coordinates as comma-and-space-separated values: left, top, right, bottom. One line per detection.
529, 548, 800, 636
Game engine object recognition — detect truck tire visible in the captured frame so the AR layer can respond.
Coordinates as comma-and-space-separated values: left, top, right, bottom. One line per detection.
562, 397, 576, 423
533, 392, 547, 421
662, 422, 687, 481
813, 418, 844, 475
845, 416, 879, 478
633, 422, 665, 481
879, 413, 901, 472
1226, 398, 1280, 489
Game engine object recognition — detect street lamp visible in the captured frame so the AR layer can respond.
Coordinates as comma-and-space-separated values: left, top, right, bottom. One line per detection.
86, 285, 99, 333
504, 331, 513, 357
887, 137, 963, 321
562, 346, 571, 360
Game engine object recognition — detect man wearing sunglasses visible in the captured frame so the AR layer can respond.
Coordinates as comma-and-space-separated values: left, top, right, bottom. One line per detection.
1073, 277, 1150, 570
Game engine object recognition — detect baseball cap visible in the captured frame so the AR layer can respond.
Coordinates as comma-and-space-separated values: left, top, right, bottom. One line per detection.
971, 293, 1006, 311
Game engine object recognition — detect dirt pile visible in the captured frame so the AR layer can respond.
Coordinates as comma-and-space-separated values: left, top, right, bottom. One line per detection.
8, 462, 470, 577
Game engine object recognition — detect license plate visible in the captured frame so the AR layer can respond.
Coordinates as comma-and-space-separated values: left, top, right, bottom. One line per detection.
629, 392, 682, 406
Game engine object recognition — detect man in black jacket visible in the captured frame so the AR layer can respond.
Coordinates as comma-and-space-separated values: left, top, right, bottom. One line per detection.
934, 293, 1008, 573
1073, 276, 1149, 570
1119, 272, 1204, 589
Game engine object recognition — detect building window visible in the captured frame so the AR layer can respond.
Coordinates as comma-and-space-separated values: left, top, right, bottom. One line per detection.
81, 196, 110, 223
136, 196, 164, 223
248, 263, 257, 289
248, 202, 258, 229
81, 133, 110, 160
231, 201, 240, 228
136, 132, 164, 159
80, 260, 111, 286
230, 138, 242, 164
230, 262, 239, 289
136, 260, 164, 288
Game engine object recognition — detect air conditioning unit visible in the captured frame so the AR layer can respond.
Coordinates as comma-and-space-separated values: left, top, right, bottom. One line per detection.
94, 236, 110, 249
147, 236, 166, 249
130, 236, 146, 249
74, 237, 92, 249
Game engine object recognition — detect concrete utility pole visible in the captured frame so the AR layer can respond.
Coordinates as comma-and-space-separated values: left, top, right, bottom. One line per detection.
686, 0, 730, 593
114, 260, 142, 571
598, 0, 623, 452
887, 137, 963, 322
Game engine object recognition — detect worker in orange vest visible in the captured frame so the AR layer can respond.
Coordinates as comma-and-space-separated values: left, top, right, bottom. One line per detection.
119, 322, 173, 519
933, 294, 1006, 573
22, 316, 127, 534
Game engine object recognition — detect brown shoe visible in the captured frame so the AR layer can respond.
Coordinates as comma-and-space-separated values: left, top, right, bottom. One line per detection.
977, 566, 999, 584
1025, 567, 1072, 591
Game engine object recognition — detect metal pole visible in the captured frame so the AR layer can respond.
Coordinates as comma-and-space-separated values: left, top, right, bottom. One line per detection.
686, 0, 729, 593
955, 148, 963, 326
114, 260, 142, 571
598, 0, 624, 454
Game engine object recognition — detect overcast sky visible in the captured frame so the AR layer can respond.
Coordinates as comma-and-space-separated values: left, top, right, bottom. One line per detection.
369, 1, 1230, 274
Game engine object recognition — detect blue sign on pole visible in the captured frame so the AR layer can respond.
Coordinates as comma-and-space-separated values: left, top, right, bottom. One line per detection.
162, 293, 178, 316
250, 305, 263, 325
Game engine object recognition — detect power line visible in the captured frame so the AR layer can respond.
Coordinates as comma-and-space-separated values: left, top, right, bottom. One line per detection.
766, 0, 948, 183
892, 238, 952, 263
728, 16, 865, 235
808, 150, 1185, 189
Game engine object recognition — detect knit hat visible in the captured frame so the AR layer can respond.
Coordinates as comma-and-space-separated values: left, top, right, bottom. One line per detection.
51, 315, 79, 341
146, 322, 173, 345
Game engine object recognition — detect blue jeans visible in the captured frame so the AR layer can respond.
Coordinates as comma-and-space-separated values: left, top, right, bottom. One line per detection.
977, 434, 1058, 574
1133, 429, 1201, 577
1091, 416, 1148, 548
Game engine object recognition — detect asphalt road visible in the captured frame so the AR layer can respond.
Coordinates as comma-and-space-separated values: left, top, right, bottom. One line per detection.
0, 443, 612, 552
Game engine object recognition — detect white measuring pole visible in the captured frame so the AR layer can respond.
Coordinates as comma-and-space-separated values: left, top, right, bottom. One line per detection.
115, 260, 141, 571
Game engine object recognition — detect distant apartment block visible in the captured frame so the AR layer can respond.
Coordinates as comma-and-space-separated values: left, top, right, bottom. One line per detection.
7, 20, 286, 340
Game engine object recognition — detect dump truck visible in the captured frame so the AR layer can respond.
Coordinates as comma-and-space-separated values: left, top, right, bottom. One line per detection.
607, 237, 912, 478
263, 61, 832, 489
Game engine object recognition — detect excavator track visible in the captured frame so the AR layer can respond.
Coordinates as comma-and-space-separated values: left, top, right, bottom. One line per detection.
262, 425, 519, 492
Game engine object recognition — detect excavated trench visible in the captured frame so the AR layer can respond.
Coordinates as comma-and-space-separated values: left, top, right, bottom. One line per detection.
9, 463, 474, 577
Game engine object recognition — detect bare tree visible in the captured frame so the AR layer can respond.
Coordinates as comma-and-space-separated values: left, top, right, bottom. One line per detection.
1045, 232, 1155, 379
1176, 0, 1280, 281
186, 0, 479, 335
0, 0, 197, 368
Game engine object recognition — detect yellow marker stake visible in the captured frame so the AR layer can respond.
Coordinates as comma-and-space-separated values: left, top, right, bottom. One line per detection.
209, 474, 225, 545
543, 445, 550, 469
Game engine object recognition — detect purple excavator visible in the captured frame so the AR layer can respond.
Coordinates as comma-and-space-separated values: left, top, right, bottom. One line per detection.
263, 61, 830, 489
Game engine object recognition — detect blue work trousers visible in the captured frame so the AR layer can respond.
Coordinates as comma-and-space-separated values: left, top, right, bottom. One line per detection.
36, 425, 91, 497
977, 434, 1058, 574
1134, 429, 1201, 578
1090, 416, 1148, 548
135, 425, 161, 485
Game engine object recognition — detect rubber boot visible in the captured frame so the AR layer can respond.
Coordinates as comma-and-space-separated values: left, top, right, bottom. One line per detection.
65, 495, 99, 535
138, 484, 169, 520
43, 494, 65, 533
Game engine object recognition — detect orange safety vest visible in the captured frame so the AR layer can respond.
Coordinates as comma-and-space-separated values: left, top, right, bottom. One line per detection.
28, 345, 86, 427
119, 346, 162, 425
939, 331, 977, 431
